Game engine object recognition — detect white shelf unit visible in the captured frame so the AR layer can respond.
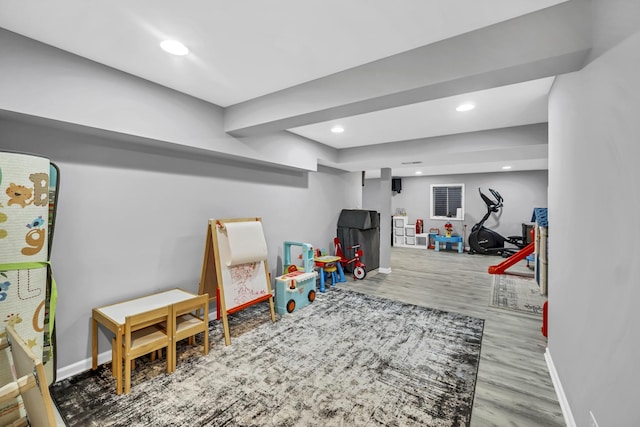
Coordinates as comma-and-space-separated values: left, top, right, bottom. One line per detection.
393, 216, 407, 246
393, 216, 426, 248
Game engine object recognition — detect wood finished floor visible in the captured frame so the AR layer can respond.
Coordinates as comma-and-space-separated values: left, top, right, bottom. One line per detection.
339, 247, 564, 427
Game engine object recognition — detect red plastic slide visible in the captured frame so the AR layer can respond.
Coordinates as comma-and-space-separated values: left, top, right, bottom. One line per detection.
488, 242, 535, 274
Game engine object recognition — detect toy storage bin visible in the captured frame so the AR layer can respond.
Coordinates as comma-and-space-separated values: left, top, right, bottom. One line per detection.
415, 234, 428, 247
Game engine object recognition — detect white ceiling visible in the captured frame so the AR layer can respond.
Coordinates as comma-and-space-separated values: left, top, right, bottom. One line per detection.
0, 0, 587, 177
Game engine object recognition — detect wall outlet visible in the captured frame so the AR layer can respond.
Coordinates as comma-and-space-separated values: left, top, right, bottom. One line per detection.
589, 411, 600, 427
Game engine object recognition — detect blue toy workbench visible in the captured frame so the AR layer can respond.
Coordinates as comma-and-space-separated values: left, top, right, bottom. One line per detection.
434, 235, 464, 253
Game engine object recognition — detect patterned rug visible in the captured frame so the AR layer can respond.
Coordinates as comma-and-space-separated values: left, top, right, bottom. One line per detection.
489, 274, 545, 316
51, 288, 484, 427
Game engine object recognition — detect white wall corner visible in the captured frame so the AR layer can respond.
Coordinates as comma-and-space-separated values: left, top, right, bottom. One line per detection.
545, 347, 576, 427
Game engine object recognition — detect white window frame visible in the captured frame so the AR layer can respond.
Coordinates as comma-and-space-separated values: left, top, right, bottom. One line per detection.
430, 184, 465, 220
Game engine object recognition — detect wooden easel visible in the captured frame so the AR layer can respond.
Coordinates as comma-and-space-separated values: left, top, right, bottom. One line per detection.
198, 218, 275, 346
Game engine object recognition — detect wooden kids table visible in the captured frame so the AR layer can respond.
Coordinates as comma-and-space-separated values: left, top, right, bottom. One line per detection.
92, 288, 198, 394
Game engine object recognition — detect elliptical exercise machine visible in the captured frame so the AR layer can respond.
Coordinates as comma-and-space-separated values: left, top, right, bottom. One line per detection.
468, 188, 526, 257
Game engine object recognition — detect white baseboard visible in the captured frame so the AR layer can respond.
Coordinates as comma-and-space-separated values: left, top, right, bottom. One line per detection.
545, 347, 576, 427
56, 350, 111, 382
378, 267, 392, 274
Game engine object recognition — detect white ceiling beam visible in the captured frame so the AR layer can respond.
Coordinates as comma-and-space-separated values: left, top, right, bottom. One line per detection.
320, 123, 548, 173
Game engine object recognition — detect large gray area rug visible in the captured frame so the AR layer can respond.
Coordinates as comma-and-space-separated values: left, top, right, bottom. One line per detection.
51, 288, 483, 426
490, 274, 545, 316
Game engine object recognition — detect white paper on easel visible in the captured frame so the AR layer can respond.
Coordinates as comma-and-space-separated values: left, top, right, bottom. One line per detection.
224, 221, 269, 266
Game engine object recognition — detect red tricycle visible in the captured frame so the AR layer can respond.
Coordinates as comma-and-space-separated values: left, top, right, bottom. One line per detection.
333, 237, 366, 280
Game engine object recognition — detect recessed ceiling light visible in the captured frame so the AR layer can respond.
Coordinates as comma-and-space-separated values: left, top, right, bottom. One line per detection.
456, 103, 475, 112
415, 171, 422, 175
501, 165, 512, 170
160, 40, 189, 56
331, 126, 344, 133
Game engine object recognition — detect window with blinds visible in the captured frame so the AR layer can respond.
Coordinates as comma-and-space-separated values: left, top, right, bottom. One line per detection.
430, 184, 465, 220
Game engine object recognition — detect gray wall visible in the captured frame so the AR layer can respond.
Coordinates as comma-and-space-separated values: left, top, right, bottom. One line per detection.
547, 1, 640, 426
0, 27, 363, 375
365, 170, 548, 245
0, 118, 362, 375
